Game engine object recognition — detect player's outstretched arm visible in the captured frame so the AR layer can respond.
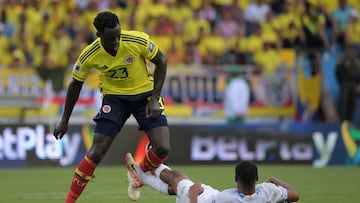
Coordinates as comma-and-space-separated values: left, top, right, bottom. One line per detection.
53, 78, 84, 140
267, 177, 299, 202
188, 183, 204, 203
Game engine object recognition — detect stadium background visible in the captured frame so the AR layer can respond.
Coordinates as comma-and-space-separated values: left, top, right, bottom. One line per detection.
0, 0, 359, 202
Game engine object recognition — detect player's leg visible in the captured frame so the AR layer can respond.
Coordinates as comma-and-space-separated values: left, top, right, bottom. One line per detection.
133, 94, 170, 172
157, 166, 188, 195
65, 133, 114, 202
141, 126, 170, 171
126, 128, 171, 201
129, 94, 170, 200
66, 95, 128, 202
126, 153, 182, 195
65, 120, 119, 203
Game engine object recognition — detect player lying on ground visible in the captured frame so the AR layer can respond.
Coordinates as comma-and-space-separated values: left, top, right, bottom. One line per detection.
126, 153, 299, 203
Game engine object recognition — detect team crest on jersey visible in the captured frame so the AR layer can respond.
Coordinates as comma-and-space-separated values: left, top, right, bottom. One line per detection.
125, 55, 134, 64
102, 105, 111, 113
149, 41, 155, 53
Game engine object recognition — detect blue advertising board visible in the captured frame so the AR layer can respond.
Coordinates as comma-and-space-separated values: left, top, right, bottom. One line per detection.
0, 122, 359, 168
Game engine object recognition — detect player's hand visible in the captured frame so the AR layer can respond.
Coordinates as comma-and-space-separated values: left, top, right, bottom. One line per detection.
267, 177, 281, 185
189, 183, 204, 198
267, 177, 275, 183
53, 120, 69, 140
145, 96, 162, 118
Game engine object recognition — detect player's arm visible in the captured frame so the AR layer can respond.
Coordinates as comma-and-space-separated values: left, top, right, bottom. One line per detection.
53, 78, 84, 139
150, 49, 167, 99
146, 49, 167, 118
267, 177, 299, 202
60, 78, 84, 123
188, 183, 204, 203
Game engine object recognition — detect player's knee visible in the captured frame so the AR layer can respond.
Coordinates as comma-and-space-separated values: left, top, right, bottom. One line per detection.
87, 149, 105, 163
87, 143, 109, 163
87, 133, 113, 162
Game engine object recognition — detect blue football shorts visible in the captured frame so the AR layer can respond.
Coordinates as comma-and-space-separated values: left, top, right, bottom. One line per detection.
93, 91, 168, 137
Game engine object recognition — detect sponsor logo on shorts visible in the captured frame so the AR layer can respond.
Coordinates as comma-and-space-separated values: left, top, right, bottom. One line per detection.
102, 105, 111, 113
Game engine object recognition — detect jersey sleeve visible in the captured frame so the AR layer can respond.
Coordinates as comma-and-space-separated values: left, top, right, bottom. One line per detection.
142, 32, 159, 60
257, 182, 288, 202
72, 61, 91, 82
71, 40, 101, 82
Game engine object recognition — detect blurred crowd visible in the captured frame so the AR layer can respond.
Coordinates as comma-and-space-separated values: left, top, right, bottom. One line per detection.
1, 0, 360, 66
0, 0, 359, 122
0, 0, 360, 78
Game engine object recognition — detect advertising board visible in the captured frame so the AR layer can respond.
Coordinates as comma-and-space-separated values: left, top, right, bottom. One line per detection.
1, 122, 358, 168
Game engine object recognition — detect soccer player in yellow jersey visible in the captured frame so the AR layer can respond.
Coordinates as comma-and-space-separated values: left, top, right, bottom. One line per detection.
53, 11, 170, 202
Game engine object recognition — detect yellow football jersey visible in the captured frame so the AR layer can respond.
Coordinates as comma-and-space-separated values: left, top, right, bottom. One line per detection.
72, 30, 159, 95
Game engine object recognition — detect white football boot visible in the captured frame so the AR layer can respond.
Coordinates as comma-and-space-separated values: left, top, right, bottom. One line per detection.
126, 153, 143, 201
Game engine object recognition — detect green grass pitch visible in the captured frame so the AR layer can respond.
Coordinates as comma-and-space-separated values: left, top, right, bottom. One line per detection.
0, 165, 358, 203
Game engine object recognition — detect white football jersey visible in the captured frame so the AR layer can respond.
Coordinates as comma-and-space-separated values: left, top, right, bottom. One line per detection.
176, 179, 220, 203
210, 182, 288, 203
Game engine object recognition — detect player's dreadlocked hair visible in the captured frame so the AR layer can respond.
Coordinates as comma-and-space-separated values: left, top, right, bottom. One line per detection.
93, 11, 120, 32
235, 161, 258, 186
